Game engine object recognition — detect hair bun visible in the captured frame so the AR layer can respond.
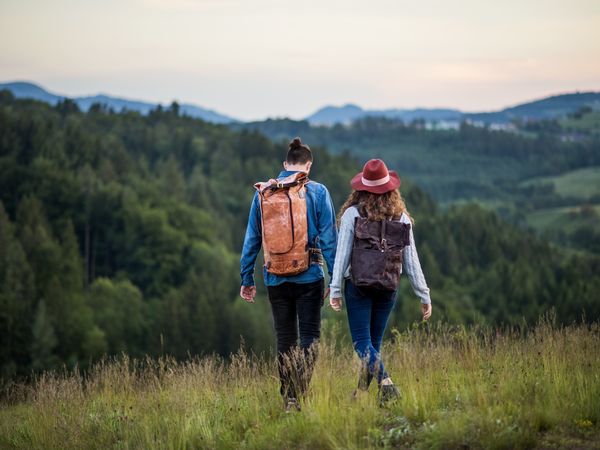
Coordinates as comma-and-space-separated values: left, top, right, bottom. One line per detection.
290, 137, 302, 149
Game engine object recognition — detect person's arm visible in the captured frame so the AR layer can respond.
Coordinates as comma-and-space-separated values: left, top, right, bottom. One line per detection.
329, 207, 357, 300
402, 215, 431, 305
240, 192, 262, 288
317, 187, 338, 279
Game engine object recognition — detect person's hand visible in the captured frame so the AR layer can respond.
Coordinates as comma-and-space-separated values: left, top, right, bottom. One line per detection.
240, 286, 256, 303
421, 302, 432, 321
330, 297, 342, 312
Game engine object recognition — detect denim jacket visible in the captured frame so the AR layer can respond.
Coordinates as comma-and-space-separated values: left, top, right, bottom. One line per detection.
240, 170, 337, 287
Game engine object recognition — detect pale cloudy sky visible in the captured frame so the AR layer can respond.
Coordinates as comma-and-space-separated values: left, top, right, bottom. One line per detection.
1, 0, 599, 120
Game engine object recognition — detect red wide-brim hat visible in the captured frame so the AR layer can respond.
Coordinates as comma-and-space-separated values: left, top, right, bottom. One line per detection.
350, 159, 401, 194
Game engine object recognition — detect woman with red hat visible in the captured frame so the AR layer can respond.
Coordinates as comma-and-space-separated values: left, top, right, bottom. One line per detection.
329, 158, 432, 405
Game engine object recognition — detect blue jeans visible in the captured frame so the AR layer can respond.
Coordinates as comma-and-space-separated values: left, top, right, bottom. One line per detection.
344, 279, 397, 386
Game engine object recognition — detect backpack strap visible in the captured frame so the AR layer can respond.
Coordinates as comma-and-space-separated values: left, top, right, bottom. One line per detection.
276, 173, 308, 188
255, 172, 308, 194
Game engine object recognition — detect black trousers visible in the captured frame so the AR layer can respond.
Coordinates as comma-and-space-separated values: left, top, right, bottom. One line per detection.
267, 279, 324, 400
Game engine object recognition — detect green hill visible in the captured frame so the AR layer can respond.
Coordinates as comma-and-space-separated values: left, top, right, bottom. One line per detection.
559, 109, 600, 136
465, 91, 600, 123
236, 117, 600, 204
520, 166, 600, 200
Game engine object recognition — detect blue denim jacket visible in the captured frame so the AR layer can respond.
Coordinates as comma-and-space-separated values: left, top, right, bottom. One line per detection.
240, 170, 337, 287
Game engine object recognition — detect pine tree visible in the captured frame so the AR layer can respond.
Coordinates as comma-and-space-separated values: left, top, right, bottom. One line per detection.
0, 202, 35, 377
30, 300, 58, 371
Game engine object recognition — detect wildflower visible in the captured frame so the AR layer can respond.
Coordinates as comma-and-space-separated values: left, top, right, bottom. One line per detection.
575, 419, 593, 428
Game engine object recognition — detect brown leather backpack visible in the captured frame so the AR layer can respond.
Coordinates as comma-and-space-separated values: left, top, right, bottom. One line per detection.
255, 172, 310, 276
351, 215, 411, 291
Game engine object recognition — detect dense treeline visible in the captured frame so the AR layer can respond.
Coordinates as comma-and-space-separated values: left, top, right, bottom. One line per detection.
1, 91, 599, 381
0, 92, 359, 379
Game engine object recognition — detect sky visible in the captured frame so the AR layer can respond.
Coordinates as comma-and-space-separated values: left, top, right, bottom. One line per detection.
1, 0, 599, 121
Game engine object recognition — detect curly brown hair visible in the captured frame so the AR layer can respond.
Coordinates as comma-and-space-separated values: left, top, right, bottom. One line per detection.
338, 189, 413, 224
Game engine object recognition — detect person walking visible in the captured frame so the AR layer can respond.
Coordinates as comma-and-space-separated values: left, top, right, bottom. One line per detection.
240, 137, 337, 412
329, 158, 432, 405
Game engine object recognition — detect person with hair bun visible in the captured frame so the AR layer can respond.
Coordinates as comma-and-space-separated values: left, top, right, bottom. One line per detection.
240, 137, 338, 412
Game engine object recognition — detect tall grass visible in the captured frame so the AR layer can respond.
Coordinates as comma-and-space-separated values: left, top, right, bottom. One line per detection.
1, 317, 599, 449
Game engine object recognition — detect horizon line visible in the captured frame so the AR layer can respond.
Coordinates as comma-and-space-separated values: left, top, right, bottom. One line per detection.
2, 79, 599, 122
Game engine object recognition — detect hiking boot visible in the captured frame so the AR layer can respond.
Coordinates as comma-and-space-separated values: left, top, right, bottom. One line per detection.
378, 383, 400, 407
357, 368, 373, 391
284, 397, 301, 413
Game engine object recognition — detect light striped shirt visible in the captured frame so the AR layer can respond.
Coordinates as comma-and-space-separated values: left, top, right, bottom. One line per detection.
329, 206, 431, 304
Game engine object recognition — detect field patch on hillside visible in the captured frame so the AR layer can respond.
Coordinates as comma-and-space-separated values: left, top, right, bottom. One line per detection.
520, 166, 600, 200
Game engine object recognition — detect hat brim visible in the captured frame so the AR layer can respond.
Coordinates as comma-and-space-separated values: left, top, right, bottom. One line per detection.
350, 170, 401, 194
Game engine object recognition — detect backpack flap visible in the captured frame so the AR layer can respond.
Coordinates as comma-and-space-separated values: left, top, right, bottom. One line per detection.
382, 220, 411, 250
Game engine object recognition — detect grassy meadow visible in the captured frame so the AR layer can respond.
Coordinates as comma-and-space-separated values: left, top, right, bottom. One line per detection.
519, 166, 600, 201
525, 203, 600, 233
1, 317, 599, 450
559, 111, 600, 135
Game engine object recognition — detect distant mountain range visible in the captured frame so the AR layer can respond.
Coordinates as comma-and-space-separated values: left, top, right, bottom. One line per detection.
1, 81, 599, 126
307, 104, 463, 125
306, 93, 600, 125
0, 81, 239, 124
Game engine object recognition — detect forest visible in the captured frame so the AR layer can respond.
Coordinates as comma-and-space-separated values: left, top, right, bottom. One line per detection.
236, 114, 600, 255
1, 90, 599, 381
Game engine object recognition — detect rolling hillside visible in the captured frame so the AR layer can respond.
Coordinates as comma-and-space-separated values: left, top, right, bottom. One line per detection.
466, 92, 600, 123
237, 115, 600, 254
2, 91, 600, 381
